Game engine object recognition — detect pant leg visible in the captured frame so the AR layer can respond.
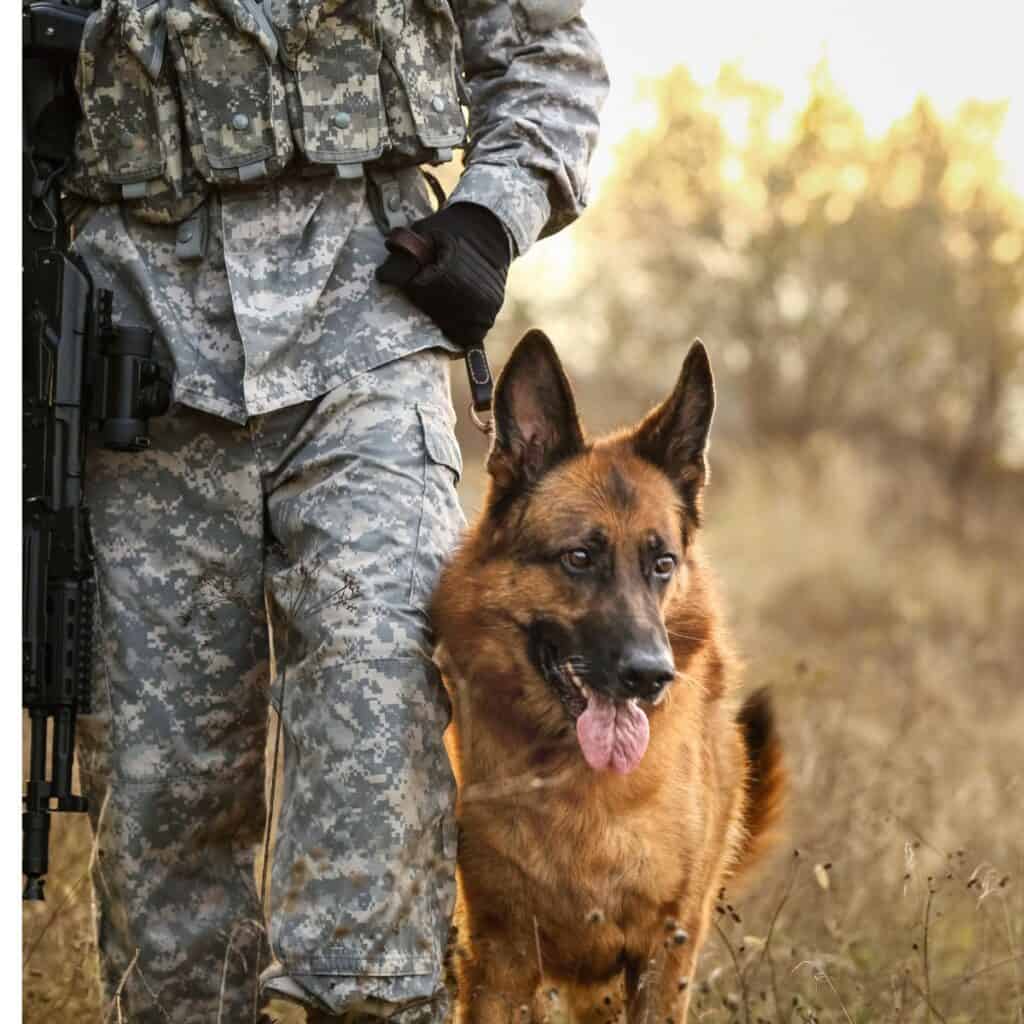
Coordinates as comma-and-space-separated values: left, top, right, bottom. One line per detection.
79, 405, 272, 1023
253, 350, 465, 1017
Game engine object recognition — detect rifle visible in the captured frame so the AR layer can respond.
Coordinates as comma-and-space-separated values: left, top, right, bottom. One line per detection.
23, 0, 171, 901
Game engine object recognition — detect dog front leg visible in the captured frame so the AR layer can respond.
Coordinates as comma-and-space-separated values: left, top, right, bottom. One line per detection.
624, 931, 699, 1024
456, 942, 542, 1024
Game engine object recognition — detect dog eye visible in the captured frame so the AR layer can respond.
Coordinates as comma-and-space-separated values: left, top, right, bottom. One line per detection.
562, 549, 592, 572
653, 554, 676, 578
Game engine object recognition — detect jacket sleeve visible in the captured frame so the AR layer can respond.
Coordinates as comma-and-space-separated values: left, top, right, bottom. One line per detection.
447, 0, 609, 257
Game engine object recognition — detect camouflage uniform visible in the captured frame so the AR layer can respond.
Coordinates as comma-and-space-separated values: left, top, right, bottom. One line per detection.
68, 0, 607, 1020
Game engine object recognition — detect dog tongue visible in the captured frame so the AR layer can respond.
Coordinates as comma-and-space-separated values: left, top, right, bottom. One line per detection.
576, 693, 650, 774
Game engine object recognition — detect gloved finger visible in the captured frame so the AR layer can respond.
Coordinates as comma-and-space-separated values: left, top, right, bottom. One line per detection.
385, 226, 437, 266
407, 286, 493, 348
412, 237, 506, 312
375, 249, 422, 287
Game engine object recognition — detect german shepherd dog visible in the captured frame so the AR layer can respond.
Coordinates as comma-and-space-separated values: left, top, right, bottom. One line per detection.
431, 331, 784, 1024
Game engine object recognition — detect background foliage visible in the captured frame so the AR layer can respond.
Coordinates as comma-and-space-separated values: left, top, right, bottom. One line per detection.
514, 64, 1024, 485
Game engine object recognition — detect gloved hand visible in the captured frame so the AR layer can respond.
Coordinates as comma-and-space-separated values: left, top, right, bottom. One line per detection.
375, 202, 511, 349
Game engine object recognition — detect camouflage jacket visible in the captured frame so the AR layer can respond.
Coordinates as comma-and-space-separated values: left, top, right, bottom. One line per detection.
68, 0, 608, 421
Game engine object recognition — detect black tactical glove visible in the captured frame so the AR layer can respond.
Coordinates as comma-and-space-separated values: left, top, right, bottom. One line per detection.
375, 202, 511, 349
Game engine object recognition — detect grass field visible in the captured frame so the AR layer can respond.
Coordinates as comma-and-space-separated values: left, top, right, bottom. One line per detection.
22, 427, 1023, 1023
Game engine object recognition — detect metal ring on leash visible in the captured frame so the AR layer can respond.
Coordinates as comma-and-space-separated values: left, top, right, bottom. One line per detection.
469, 402, 493, 435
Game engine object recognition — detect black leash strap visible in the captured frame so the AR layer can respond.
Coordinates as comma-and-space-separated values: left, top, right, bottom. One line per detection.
464, 346, 493, 418
384, 226, 494, 429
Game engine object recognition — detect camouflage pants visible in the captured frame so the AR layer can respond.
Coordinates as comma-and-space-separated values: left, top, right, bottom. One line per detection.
78, 349, 464, 1022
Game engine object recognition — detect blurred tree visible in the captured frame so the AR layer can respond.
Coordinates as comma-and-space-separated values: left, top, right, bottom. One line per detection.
568, 63, 1024, 479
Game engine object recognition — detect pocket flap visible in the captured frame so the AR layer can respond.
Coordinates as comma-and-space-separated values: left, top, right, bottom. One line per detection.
419, 406, 463, 484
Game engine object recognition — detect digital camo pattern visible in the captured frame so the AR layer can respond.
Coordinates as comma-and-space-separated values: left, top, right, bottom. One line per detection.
68, 0, 211, 221
70, 0, 607, 254
118, 0, 169, 81
383, 0, 464, 149
67, 1, 607, 1018
449, 0, 608, 254
286, 0, 386, 165
71, 171, 460, 423
76, 0, 165, 185
165, 0, 294, 183
78, 349, 464, 1022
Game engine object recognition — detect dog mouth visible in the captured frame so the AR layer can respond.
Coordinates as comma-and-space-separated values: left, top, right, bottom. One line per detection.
538, 643, 651, 775
538, 642, 589, 717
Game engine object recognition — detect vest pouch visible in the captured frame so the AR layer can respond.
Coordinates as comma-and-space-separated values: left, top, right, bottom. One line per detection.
66, 119, 209, 226
378, 0, 465, 165
273, 0, 386, 171
166, 0, 293, 185
72, 0, 184, 201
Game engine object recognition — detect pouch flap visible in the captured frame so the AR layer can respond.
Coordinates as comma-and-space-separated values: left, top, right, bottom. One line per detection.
76, 0, 167, 184
387, 0, 465, 149
289, 0, 384, 163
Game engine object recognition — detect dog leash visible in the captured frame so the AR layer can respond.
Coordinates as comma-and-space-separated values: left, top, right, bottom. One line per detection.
385, 226, 494, 435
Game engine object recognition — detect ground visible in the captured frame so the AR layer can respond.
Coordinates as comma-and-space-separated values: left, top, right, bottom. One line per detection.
22, 435, 1024, 1023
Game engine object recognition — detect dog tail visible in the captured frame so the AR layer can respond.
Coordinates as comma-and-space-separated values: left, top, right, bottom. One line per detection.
734, 687, 786, 877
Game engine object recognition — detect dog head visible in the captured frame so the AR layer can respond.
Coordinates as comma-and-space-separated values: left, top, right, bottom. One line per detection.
435, 330, 716, 774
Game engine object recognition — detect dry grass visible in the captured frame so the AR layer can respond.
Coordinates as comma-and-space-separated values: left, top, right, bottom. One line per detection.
22, 431, 1023, 1023
667, 436, 1024, 1024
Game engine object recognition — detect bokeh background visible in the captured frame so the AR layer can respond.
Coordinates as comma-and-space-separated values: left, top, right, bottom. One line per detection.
23, 2, 1023, 1021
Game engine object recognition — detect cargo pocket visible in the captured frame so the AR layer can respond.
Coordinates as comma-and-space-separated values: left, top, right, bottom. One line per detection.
274, 0, 386, 170
74, 0, 187, 201
166, 0, 293, 185
410, 404, 465, 610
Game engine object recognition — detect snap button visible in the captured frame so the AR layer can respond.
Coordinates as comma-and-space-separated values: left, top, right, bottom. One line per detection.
177, 226, 193, 243
119, 131, 134, 148
431, 96, 445, 113
332, 111, 351, 129
387, 194, 402, 212
231, 113, 250, 131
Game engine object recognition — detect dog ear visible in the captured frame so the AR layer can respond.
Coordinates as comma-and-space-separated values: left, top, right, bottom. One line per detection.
486, 329, 585, 497
632, 340, 715, 531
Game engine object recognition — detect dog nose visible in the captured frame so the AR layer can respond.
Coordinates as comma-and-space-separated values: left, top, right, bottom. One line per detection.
617, 648, 675, 700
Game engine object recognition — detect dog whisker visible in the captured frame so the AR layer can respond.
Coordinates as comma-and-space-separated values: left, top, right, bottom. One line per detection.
665, 629, 708, 643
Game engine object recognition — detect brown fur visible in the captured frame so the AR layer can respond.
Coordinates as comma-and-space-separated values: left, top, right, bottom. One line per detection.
432, 332, 785, 1023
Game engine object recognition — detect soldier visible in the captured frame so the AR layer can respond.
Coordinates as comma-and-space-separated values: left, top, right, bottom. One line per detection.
65, 0, 606, 1021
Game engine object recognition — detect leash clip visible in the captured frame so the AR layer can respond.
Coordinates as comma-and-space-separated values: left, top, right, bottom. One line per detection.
465, 345, 493, 435
469, 402, 492, 435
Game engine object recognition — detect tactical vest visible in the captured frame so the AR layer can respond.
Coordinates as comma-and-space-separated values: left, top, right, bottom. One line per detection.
65, 0, 467, 224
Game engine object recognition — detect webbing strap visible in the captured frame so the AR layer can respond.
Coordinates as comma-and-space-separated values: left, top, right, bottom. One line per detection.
368, 167, 410, 231
175, 205, 208, 262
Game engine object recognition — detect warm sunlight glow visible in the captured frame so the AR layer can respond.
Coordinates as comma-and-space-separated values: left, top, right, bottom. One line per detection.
520, 1, 1024, 299
584, 0, 1023, 197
